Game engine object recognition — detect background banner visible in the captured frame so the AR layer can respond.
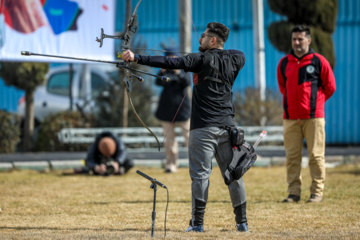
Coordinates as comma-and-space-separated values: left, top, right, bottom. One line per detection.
0, 0, 116, 62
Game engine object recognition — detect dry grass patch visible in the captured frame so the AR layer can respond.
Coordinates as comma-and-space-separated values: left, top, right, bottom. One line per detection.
0, 164, 359, 239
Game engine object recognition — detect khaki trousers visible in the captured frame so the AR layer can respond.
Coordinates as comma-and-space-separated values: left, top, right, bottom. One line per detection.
161, 120, 190, 172
283, 118, 326, 197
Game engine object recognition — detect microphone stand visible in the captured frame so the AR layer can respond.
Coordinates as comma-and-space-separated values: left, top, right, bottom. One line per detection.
136, 170, 167, 238
150, 183, 157, 238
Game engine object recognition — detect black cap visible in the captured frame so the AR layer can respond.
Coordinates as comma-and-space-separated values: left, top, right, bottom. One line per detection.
164, 47, 180, 57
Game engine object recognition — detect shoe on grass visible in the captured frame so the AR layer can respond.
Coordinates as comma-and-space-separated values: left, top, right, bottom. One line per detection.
307, 194, 322, 203
282, 194, 300, 203
236, 222, 249, 232
164, 169, 177, 173
185, 219, 203, 232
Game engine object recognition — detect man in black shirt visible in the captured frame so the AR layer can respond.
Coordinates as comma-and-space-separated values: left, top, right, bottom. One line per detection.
122, 22, 248, 233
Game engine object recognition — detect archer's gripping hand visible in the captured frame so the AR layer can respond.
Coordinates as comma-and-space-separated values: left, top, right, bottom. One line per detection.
122, 50, 135, 62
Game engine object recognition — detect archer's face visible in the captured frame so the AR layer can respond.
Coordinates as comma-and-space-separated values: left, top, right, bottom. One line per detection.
292, 31, 311, 57
198, 29, 214, 52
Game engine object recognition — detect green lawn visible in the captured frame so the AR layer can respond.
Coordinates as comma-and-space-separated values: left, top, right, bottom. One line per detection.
0, 164, 359, 239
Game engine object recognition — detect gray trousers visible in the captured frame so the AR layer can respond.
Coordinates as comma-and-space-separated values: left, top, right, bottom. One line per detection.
188, 127, 247, 222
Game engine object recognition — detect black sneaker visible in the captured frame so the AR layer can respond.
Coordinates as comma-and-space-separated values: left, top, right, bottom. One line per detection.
185, 219, 204, 232
282, 194, 300, 203
236, 222, 249, 232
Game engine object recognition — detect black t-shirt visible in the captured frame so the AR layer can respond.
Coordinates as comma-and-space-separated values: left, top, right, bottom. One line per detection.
137, 48, 245, 130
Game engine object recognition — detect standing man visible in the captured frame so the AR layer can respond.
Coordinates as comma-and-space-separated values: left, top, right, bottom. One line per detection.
277, 25, 336, 203
155, 47, 191, 173
122, 22, 248, 232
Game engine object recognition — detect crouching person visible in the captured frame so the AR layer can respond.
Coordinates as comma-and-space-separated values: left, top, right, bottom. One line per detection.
85, 131, 133, 176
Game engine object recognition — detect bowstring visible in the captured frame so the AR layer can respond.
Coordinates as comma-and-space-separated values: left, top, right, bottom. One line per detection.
161, 0, 198, 146
184, 0, 200, 40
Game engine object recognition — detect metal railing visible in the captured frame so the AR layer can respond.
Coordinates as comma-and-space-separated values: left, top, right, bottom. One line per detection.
58, 126, 284, 149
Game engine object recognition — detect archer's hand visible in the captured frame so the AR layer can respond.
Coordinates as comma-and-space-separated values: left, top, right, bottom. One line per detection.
122, 50, 135, 62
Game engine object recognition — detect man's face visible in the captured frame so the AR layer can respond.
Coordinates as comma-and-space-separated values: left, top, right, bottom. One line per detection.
292, 31, 311, 57
198, 29, 214, 52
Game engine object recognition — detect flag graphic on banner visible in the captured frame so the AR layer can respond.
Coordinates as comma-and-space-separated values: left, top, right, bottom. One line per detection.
0, 0, 115, 62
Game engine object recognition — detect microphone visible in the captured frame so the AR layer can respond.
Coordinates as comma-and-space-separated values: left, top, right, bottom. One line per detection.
136, 170, 167, 189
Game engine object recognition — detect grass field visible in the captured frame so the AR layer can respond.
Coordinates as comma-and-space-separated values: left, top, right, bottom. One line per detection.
0, 164, 359, 239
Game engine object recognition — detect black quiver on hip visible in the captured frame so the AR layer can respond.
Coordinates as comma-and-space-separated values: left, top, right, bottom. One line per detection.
224, 141, 257, 185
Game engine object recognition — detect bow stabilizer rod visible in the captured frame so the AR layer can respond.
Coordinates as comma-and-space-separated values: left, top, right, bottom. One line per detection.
20, 51, 170, 83
21, 51, 119, 64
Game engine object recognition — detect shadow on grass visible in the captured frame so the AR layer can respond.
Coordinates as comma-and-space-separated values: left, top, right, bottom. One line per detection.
89, 200, 231, 205
327, 169, 360, 176
0, 226, 187, 233
60, 173, 120, 177
0, 226, 181, 233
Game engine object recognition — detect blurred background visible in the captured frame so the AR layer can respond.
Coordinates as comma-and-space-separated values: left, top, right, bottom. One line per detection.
0, 0, 359, 153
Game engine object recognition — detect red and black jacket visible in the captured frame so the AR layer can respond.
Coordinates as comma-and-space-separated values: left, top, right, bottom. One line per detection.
277, 49, 336, 119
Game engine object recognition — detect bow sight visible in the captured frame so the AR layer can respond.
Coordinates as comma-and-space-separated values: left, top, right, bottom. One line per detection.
95, 28, 124, 48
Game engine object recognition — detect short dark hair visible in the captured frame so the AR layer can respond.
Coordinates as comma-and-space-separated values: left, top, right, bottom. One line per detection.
207, 22, 230, 43
291, 25, 311, 38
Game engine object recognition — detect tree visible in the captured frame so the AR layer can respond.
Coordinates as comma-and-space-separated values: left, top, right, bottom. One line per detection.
267, 0, 338, 68
0, 110, 20, 153
34, 111, 94, 152
234, 87, 283, 126
0, 62, 49, 151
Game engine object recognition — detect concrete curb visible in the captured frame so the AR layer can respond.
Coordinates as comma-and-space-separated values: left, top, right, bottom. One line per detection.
1, 155, 359, 172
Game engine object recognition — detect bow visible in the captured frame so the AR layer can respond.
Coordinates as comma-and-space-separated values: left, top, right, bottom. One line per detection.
96, 0, 163, 151
121, 0, 161, 152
